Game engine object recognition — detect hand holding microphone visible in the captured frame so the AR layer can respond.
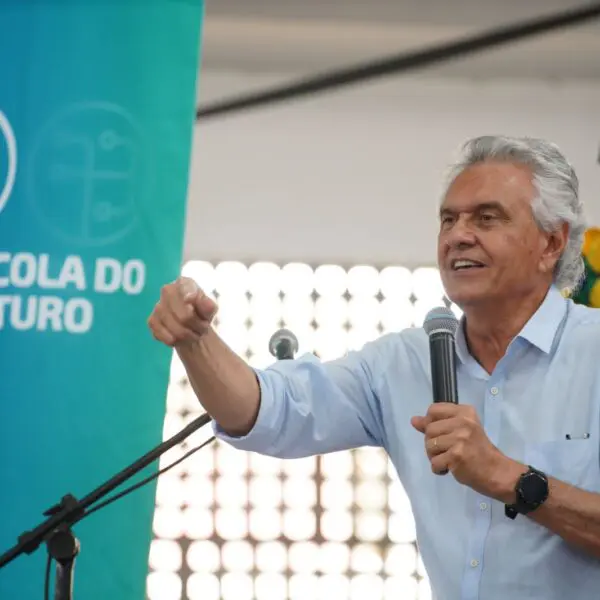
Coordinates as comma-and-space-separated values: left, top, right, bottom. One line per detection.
411, 307, 459, 475
411, 306, 512, 495
148, 276, 218, 347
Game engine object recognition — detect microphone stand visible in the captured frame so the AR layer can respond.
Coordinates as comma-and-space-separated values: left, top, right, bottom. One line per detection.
0, 327, 298, 600
0, 411, 212, 600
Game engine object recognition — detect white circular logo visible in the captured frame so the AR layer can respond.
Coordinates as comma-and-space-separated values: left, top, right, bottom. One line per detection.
0, 110, 17, 215
28, 101, 151, 247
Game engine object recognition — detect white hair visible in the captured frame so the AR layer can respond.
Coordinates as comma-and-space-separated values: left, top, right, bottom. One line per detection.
445, 135, 587, 292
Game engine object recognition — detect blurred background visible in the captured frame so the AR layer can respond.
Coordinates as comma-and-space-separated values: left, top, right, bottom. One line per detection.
147, 1, 600, 599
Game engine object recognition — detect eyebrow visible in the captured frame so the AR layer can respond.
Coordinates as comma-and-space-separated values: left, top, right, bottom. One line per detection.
439, 201, 508, 218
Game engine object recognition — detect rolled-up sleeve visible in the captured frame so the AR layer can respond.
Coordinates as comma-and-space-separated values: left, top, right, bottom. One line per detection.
212, 338, 391, 458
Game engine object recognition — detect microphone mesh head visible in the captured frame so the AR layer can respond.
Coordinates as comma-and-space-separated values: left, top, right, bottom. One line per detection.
423, 306, 459, 337
268, 328, 299, 356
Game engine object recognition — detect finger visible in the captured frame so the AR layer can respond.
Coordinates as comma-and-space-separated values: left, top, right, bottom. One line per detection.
162, 287, 210, 337
427, 403, 479, 424
411, 416, 429, 433
424, 417, 464, 439
431, 440, 467, 476
148, 314, 176, 346
193, 293, 218, 321
178, 276, 199, 300
430, 452, 451, 476
159, 309, 201, 344
162, 284, 195, 322
186, 292, 217, 335
425, 433, 454, 457
163, 298, 206, 336
426, 434, 456, 477
426, 403, 461, 421
180, 301, 212, 337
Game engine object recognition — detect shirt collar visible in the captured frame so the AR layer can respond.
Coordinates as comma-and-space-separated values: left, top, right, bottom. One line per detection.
454, 284, 568, 363
517, 285, 568, 353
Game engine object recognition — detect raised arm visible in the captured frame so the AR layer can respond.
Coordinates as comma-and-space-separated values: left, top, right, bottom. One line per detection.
148, 277, 386, 458
212, 338, 387, 458
148, 277, 261, 436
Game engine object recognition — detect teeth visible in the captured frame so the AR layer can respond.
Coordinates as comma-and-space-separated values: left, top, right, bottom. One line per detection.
453, 259, 482, 270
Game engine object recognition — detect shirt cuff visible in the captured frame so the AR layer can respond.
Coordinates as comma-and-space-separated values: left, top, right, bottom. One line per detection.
211, 367, 280, 453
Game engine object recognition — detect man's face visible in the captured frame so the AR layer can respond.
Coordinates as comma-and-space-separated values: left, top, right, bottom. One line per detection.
437, 161, 559, 309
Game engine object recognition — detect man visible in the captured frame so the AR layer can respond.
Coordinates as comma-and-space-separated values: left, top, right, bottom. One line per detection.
148, 136, 600, 599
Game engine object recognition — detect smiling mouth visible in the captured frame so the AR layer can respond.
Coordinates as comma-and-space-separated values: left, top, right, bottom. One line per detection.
450, 259, 486, 272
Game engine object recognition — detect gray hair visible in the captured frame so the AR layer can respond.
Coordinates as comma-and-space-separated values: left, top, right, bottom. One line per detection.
445, 135, 587, 292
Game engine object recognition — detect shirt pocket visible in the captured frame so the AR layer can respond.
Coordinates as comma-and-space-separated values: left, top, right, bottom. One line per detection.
524, 438, 598, 489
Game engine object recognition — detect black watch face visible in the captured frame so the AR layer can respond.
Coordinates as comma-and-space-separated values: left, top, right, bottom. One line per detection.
522, 472, 547, 503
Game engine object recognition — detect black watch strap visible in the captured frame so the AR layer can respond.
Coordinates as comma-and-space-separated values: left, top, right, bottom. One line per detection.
505, 465, 549, 520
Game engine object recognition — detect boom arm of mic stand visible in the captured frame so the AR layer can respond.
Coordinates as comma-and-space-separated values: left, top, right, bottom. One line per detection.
0, 411, 213, 575
0, 327, 298, 599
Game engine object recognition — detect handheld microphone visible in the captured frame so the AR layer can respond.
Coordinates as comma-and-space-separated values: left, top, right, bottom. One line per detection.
423, 306, 459, 404
268, 328, 299, 360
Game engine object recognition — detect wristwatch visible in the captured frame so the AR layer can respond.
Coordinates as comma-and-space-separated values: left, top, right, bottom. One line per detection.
505, 465, 549, 520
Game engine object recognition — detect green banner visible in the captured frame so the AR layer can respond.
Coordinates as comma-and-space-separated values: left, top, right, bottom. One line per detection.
0, 2, 204, 599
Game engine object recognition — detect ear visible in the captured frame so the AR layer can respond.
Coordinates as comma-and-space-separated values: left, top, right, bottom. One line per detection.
539, 222, 569, 274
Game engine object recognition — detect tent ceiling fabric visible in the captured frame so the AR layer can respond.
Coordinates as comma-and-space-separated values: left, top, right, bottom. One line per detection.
207, 0, 598, 28
201, 0, 600, 80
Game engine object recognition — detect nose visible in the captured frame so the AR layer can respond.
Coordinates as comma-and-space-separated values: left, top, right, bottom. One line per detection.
443, 218, 477, 250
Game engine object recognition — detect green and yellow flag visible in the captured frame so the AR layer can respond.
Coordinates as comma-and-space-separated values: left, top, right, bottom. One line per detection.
572, 228, 600, 308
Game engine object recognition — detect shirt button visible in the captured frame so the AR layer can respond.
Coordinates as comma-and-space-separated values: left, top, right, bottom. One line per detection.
490, 386, 499, 396
479, 502, 488, 510
470, 559, 479, 567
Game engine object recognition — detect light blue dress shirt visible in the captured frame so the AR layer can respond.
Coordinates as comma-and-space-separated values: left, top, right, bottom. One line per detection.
214, 285, 600, 599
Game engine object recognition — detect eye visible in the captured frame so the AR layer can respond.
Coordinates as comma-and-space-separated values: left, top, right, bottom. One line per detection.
479, 213, 496, 222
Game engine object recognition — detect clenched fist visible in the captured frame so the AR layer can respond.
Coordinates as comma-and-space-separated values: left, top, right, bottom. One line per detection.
148, 276, 218, 347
